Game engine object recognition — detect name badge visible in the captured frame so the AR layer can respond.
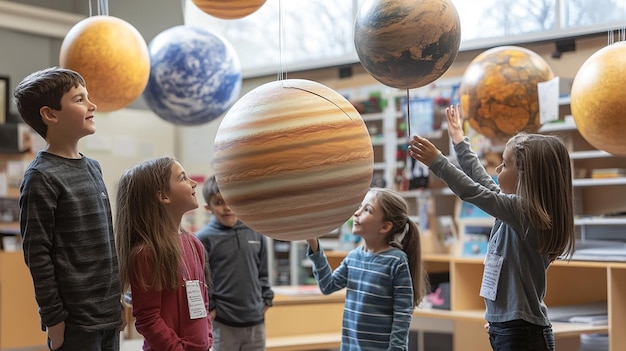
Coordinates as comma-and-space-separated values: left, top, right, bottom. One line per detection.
479, 253, 503, 301
185, 280, 207, 319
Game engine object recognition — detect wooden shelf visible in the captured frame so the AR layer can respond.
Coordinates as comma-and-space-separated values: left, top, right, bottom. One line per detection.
575, 217, 626, 226
360, 112, 384, 122
316, 243, 625, 350
573, 177, 626, 187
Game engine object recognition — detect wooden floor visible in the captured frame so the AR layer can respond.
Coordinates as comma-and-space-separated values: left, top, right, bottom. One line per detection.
120, 338, 143, 351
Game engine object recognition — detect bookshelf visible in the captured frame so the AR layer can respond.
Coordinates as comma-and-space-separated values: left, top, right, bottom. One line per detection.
316, 251, 625, 350
540, 97, 626, 248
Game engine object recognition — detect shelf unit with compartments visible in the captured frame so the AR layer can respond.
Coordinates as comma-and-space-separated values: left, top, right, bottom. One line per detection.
539, 96, 626, 246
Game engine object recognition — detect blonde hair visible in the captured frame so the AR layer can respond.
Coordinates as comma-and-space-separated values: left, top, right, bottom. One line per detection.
368, 187, 429, 306
506, 133, 575, 261
116, 156, 182, 292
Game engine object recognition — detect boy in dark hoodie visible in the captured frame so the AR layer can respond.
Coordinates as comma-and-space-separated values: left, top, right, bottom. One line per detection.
196, 175, 274, 351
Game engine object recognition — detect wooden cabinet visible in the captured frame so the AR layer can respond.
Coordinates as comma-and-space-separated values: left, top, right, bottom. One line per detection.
0, 251, 46, 349
325, 251, 623, 350
413, 254, 626, 350
265, 287, 344, 351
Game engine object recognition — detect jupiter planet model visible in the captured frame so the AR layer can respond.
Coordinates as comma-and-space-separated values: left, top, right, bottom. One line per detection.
191, 0, 266, 19
213, 79, 374, 241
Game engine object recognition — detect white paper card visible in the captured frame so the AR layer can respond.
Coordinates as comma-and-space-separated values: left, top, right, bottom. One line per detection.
538, 77, 560, 124
185, 280, 207, 319
479, 253, 504, 301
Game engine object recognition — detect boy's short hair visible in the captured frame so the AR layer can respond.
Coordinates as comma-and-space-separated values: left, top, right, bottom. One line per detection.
202, 175, 220, 205
13, 67, 86, 139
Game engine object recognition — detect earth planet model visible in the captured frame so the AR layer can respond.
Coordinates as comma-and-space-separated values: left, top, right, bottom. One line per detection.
459, 46, 554, 141
571, 41, 626, 156
143, 25, 241, 126
354, 0, 461, 89
60, 16, 150, 112
213, 79, 374, 241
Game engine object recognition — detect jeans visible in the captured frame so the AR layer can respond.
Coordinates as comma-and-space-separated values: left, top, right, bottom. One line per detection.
48, 324, 120, 351
488, 319, 555, 351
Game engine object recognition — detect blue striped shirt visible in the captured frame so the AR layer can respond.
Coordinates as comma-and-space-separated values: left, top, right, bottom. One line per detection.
308, 245, 413, 351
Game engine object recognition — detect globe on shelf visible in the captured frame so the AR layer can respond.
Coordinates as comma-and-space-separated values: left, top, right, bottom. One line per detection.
354, 0, 461, 89
191, 0, 266, 19
143, 25, 241, 126
571, 41, 626, 156
213, 79, 374, 241
60, 16, 150, 112
459, 46, 554, 141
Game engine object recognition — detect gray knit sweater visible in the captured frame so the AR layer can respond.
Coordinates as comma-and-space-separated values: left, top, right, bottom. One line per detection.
429, 138, 550, 326
19, 151, 122, 331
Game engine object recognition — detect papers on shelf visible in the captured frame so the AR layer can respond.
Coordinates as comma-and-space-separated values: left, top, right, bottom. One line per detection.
549, 301, 608, 326
568, 314, 608, 326
579, 333, 608, 351
571, 247, 626, 262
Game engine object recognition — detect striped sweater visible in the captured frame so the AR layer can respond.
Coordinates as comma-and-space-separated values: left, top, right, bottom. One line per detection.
308, 244, 413, 351
19, 151, 122, 331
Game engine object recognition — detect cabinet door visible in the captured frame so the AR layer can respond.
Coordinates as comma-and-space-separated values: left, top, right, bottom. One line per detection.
0, 251, 47, 348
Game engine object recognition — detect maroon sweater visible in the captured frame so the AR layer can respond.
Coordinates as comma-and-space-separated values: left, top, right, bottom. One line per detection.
131, 233, 212, 351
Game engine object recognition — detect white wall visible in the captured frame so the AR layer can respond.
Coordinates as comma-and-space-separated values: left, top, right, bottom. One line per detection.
78, 108, 176, 214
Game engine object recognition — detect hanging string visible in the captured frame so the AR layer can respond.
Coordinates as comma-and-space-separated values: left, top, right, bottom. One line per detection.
622, 2, 626, 42
89, 0, 109, 16
277, 0, 287, 81
621, 0, 625, 43
406, 89, 411, 138
99, 0, 109, 15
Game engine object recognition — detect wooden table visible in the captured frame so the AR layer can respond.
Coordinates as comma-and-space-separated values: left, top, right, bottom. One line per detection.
266, 286, 344, 351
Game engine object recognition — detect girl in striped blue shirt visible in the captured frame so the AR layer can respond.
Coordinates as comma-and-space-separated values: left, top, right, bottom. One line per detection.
307, 188, 428, 350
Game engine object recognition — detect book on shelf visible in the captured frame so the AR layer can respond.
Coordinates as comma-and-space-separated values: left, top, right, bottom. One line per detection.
591, 168, 626, 179
568, 314, 608, 326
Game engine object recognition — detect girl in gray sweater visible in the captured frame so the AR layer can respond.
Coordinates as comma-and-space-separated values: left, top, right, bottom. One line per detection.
408, 104, 575, 351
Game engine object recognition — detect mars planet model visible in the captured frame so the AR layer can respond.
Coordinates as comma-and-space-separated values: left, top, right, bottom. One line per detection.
459, 46, 554, 141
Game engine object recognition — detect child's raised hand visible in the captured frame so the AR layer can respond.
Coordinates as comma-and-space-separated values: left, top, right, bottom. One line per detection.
446, 104, 465, 145
408, 135, 442, 166
306, 238, 319, 253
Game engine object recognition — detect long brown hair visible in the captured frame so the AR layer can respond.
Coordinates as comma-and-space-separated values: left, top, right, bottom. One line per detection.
507, 133, 575, 261
369, 187, 429, 307
116, 156, 182, 292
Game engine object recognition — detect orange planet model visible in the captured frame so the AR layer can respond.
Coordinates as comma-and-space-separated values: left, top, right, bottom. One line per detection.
60, 16, 150, 112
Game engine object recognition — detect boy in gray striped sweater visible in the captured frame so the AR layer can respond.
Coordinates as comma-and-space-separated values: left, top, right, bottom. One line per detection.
14, 67, 125, 350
